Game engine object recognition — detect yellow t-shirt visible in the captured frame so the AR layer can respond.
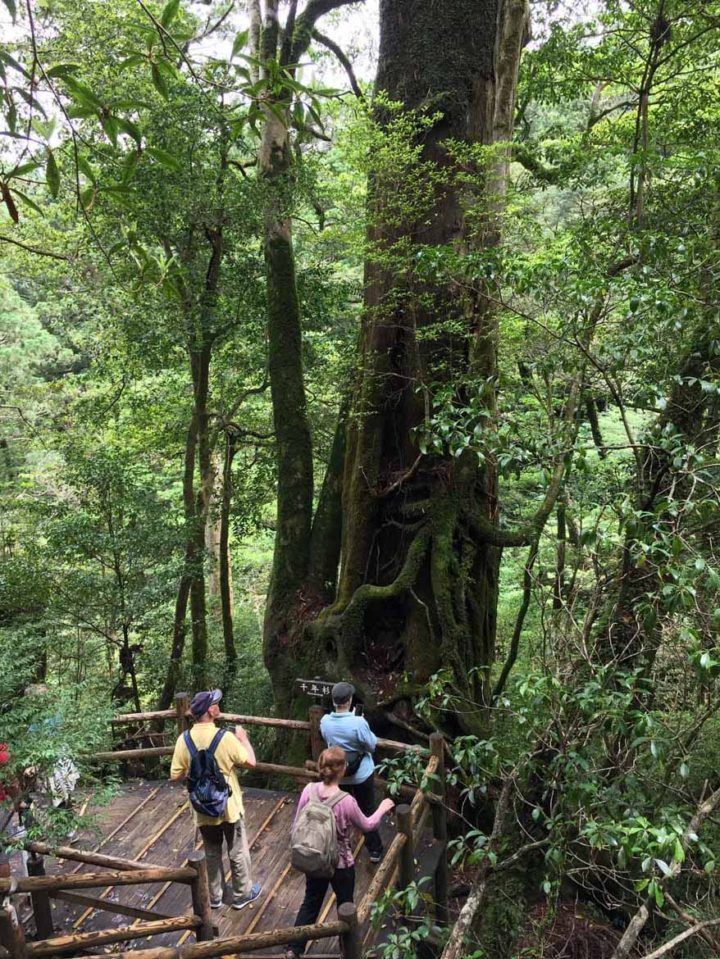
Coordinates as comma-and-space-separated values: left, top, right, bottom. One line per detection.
170, 723, 248, 826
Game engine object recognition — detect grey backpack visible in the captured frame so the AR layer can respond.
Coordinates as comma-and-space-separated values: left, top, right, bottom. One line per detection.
291, 785, 347, 877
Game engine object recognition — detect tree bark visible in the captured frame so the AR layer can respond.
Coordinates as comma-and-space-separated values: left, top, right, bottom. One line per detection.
259, 0, 361, 710
219, 432, 237, 679
309, 0, 529, 722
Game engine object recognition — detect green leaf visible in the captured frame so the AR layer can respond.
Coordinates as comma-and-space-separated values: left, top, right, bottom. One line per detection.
63, 76, 104, 109
12, 188, 44, 217
46, 63, 81, 79
12, 160, 41, 177
232, 30, 249, 57
146, 146, 181, 172
101, 115, 120, 147
655, 858, 672, 878
77, 156, 97, 184
45, 149, 60, 198
160, 0, 180, 28
0, 49, 30, 79
151, 63, 169, 99
119, 55, 146, 72
115, 117, 142, 147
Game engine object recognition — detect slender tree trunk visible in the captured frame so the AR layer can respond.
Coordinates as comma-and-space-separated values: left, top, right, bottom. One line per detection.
220, 432, 237, 679
608, 342, 718, 669
307, 401, 347, 602
257, 1, 360, 708
158, 415, 197, 708
205, 457, 223, 602
260, 106, 315, 697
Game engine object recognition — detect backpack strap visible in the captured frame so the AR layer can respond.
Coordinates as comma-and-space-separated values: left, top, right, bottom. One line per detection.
183, 729, 198, 760
207, 728, 227, 756
325, 790, 348, 810
311, 786, 347, 809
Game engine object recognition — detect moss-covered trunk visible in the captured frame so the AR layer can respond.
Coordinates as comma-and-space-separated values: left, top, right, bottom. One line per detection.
308, 0, 528, 723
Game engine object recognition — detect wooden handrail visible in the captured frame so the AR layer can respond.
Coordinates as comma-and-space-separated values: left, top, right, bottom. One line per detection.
25, 841, 153, 872
0, 866, 195, 894
26, 915, 200, 956
109, 709, 427, 754
111, 710, 309, 730
91, 747, 318, 781
71, 918, 349, 959
356, 832, 407, 926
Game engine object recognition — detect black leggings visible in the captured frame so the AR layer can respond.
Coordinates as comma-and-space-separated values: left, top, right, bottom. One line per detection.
289, 867, 355, 956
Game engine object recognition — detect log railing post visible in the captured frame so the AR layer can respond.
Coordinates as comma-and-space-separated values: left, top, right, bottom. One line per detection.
175, 693, 190, 739
309, 705, 324, 762
187, 851, 214, 941
396, 805, 414, 891
0, 898, 28, 959
429, 732, 448, 924
338, 902, 360, 959
26, 854, 53, 939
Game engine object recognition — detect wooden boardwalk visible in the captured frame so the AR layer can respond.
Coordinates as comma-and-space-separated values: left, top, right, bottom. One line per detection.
18, 779, 436, 955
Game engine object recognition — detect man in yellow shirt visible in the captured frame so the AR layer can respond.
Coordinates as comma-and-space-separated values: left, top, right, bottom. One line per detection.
170, 689, 261, 910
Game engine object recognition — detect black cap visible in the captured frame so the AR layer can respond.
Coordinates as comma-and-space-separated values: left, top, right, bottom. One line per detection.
189, 689, 222, 718
331, 681, 355, 705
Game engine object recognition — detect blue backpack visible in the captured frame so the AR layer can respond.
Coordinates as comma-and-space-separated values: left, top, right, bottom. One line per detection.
183, 729, 231, 818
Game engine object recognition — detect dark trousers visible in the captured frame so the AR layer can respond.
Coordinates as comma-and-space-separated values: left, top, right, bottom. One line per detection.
290, 867, 355, 956
344, 774, 383, 857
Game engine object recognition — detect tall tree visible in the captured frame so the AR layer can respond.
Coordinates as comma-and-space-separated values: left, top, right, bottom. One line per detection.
263, 0, 533, 723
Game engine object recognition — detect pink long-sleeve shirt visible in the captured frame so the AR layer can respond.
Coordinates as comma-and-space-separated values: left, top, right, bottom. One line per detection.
294, 782, 386, 868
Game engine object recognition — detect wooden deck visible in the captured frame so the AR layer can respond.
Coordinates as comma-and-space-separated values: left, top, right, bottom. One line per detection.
16, 779, 436, 955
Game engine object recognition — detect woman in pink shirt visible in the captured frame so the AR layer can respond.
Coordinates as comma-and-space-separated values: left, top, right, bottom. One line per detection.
286, 747, 395, 959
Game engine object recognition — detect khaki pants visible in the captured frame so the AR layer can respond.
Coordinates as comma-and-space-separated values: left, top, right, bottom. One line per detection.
199, 816, 252, 903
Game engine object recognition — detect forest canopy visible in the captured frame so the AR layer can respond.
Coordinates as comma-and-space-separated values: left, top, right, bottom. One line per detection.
2, 0, 720, 955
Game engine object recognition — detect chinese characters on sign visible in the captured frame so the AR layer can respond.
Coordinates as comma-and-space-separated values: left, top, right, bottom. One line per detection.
295, 679, 334, 699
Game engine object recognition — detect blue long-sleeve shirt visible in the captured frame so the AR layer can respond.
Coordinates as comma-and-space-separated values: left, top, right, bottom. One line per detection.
320, 710, 377, 785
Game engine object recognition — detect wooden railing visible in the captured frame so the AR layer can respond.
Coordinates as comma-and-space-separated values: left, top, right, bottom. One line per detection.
0, 846, 214, 959
105, 696, 426, 761
3, 704, 446, 959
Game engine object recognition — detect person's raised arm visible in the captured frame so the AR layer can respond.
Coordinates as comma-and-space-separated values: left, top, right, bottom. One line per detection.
234, 725, 257, 768
356, 716, 378, 752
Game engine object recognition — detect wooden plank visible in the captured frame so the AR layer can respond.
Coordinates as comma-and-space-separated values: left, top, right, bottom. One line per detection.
26, 915, 200, 956
71, 801, 191, 929
69, 784, 163, 873
51, 890, 174, 922
173, 796, 289, 946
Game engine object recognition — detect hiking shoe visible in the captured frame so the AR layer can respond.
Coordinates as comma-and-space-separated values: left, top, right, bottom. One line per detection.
210, 899, 223, 909
369, 850, 383, 864
232, 883, 262, 910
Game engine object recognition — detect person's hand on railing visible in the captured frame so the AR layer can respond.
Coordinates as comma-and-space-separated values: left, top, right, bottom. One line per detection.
379, 798, 395, 816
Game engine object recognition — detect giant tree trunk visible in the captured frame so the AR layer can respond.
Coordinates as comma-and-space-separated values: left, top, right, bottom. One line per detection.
259, 0, 527, 722
310, 0, 529, 722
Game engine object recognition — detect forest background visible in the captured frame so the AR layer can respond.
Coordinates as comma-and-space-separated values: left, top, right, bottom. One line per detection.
2, 0, 720, 955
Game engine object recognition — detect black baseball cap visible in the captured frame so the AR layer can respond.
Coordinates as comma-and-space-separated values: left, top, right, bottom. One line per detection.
331, 681, 355, 704
189, 689, 222, 717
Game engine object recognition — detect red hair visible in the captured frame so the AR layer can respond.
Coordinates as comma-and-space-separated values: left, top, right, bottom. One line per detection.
317, 747, 347, 785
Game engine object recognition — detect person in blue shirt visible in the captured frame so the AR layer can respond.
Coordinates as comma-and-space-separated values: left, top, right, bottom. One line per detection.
319, 682, 383, 863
